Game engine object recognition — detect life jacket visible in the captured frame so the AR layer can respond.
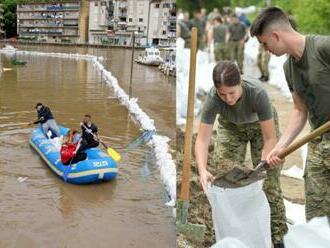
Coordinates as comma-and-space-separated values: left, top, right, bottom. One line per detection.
60, 142, 78, 164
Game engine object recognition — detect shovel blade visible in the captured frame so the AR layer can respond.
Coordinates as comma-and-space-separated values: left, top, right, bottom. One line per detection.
213, 166, 266, 188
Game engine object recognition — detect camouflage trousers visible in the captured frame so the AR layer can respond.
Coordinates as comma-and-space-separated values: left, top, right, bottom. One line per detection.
214, 42, 228, 62
198, 36, 206, 51
212, 110, 288, 244
229, 41, 244, 74
257, 50, 270, 77
304, 134, 330, 221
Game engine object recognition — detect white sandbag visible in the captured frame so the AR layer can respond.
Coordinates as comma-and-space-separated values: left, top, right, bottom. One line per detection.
207, 181, 271, 248
284, 217, 330, 248
211, 237, 249, 248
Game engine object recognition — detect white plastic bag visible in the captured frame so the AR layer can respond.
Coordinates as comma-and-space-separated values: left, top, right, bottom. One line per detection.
207, 181, 271, 248
284, 217, 330, 248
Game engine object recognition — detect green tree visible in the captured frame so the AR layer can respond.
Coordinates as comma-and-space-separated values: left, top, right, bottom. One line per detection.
295, 0, 330, 34
2, 0, 20, 38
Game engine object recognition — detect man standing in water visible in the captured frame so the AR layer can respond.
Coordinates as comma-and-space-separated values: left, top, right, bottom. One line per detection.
34, 102, 60, 138
250, 7, 330, 222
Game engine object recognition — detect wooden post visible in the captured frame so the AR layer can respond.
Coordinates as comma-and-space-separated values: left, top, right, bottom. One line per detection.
180, 27, 198, 201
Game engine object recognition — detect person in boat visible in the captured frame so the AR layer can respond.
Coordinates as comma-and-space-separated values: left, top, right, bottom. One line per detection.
76, 114, 100, 154
61, 129, 86, 165
34, 102, 60, 138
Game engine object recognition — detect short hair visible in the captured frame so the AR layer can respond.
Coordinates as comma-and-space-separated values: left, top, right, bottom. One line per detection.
250, 7, 291, 36
288, 16, 297, 31
84, 114, 91, 119
213, 61, 241, 88
35, 102, 43, 109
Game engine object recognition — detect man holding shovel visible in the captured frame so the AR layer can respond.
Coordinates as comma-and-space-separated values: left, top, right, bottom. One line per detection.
250, 7, 330, 221
195, 61, 287, 247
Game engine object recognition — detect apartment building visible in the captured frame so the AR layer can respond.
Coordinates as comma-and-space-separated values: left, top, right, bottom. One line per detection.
88, 0, 114, 44
16, 1, 81, 43
0, 4, 5, 39
148, 0, 175, 46
88, 0, 176, 46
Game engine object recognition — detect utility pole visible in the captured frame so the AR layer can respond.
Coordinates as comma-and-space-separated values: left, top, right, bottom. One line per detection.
146, 0, 151, 46
129, 31, 135, 98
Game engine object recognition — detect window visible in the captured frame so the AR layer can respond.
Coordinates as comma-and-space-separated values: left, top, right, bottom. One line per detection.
129, 18, 132, 22
162, 30, 166, 35
139, 18, 143, 22
94, 2, 98, 6
163, 21, 167, 25
155, 4, 160, 8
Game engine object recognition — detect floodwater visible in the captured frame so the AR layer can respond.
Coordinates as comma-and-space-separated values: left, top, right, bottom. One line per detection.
0, 45, 175, 248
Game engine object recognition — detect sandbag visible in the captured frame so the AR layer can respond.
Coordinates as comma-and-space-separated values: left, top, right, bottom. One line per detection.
284, 217, 330, 248
207, 181, 271, 248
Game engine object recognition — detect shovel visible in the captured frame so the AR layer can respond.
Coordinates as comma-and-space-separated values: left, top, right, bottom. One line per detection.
177, 27, 206, 243
214, 120, 330, 188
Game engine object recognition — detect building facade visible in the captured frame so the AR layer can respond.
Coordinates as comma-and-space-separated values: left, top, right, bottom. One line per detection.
148, 0, 175, 46
0, 4, 5, 39
16, 2, 82, 43
88, 0, 175, 46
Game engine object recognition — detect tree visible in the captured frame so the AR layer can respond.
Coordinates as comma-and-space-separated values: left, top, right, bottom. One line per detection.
2, 0, 20, 38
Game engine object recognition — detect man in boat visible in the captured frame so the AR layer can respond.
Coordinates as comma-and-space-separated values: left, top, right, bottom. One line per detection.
76, 114, 100, 154
34, 102, 60, 138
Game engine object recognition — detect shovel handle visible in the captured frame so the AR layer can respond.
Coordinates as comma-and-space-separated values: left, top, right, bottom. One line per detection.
278, 120, 330, 159
180, 28, 198, 201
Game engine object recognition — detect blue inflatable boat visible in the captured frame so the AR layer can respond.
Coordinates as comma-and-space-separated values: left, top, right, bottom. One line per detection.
30, 126, 118, 184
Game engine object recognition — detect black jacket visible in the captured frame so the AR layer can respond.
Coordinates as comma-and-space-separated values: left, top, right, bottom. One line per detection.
81, 123, 98, 144
35, 106, 54, 124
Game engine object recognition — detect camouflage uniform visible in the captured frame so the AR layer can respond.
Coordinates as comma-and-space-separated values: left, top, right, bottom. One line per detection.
229, 41, 244, 73
190, 18, 205, 50
257, 45, 271, 78
213, 24, 228, 61
228, 23, 246, 74
304, 134, 330, 221
212, 108, 288, 244
283, 36, 330, 221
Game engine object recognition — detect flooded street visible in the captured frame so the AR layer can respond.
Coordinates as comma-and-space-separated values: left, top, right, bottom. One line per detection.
0, 45, 175, 247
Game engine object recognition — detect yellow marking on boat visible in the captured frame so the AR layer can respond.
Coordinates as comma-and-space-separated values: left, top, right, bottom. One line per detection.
30, 139, 118, 179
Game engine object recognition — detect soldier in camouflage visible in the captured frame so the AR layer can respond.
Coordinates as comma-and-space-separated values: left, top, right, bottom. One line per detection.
257, 44, 271, 82
251, 7, 330, 223
228, 15, 247, 74
209, 16, 228, 62
177, 11, 191, 48
195, 61, 288, 248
